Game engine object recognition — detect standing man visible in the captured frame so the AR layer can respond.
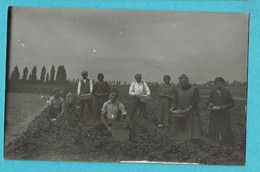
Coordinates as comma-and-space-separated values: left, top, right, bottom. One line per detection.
92, 73, 110, 120
77, 71, 93, 116
174, 74, 201, 141
129, 73, 151, 119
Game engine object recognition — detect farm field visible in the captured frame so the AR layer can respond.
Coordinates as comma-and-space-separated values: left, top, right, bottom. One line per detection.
4, 86, 246, 165
4, 93, 48, 145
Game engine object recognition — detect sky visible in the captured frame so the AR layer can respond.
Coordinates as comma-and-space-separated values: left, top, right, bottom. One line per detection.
8, 7, 249, 84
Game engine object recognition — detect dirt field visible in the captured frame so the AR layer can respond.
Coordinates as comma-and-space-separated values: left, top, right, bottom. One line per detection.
4, 93, 47, 145
4, 86, 246, 165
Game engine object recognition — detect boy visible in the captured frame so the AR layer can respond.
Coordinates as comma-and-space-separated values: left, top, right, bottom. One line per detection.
95, 89, 128, 132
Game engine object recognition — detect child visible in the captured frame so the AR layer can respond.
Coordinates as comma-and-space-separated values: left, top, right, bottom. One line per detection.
66, 86, 77, 113
95, 89, 128, 132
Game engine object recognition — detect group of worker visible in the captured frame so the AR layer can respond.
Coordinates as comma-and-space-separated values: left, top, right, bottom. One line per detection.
46, 71, 235, 145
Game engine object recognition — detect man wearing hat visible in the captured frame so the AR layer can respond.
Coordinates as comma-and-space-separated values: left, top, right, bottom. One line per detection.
173, 74, 201, 141
77, 71, 94, 115
129, 73, 151, 119
47, 88, 66, 121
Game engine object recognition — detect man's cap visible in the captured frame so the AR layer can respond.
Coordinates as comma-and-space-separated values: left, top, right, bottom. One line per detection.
178, 74, 189, 80
81, 71, 88, 75
52, 88, 60, 94
134, 73, 142, 79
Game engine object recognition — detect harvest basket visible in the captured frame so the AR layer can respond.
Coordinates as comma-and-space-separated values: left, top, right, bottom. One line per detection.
137, 95, 151, 103
80, 94, 92, 100
169, 110, 187, 123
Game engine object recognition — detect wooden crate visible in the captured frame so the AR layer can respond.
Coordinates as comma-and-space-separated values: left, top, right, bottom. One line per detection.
112, 129, 129, 141
80, 94, 92, 100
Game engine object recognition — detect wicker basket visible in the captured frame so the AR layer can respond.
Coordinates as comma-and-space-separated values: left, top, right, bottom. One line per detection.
80, 94, 92, 100
169, 110, 187, 123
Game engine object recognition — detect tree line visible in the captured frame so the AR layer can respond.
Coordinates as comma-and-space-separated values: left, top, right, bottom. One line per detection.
10, 65, 68, 84
8, 65, 132, 85
9, 65, 247, 87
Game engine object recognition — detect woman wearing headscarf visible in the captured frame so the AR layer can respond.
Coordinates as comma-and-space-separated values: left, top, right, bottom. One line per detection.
157, 75, 177, 127
174, 74, 201, 140
207, 77, 235, 145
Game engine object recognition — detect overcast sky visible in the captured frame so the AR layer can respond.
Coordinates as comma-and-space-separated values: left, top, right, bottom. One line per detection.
8, 7, 248, 84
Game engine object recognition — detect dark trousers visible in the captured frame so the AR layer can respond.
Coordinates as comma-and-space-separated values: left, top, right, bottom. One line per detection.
80, 99, 93, 115
130, 96, 147, 119
93, 96, 108, 120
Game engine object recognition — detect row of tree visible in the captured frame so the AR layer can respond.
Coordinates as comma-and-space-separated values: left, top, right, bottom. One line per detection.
202, 80, 247, 88
9, 65, 129, 85
10, 65, 67, 83
9, 65, 247, 87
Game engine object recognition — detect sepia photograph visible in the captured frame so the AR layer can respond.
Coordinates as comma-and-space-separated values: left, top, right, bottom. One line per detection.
4, 6, 248, 165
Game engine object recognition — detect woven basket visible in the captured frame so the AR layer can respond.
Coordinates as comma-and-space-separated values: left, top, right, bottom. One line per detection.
169, 110, 187, 123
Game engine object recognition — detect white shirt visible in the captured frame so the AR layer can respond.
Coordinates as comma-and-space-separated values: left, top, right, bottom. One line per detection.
129, 81, 151, 96
102, 100, 127, 120
77, 79, 93, 95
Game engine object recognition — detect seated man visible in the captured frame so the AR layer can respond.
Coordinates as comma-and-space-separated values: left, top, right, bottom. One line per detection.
95, 89, 128, 132
47, 88, 66, 121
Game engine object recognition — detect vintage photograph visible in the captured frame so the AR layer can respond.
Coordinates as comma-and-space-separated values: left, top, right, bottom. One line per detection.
4, 7, 248, 165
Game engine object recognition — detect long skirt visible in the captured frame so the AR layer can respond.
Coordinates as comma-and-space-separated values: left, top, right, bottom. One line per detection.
174, 110, 201, 140
208, 111, 234, 145
158, 97, 171, 124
